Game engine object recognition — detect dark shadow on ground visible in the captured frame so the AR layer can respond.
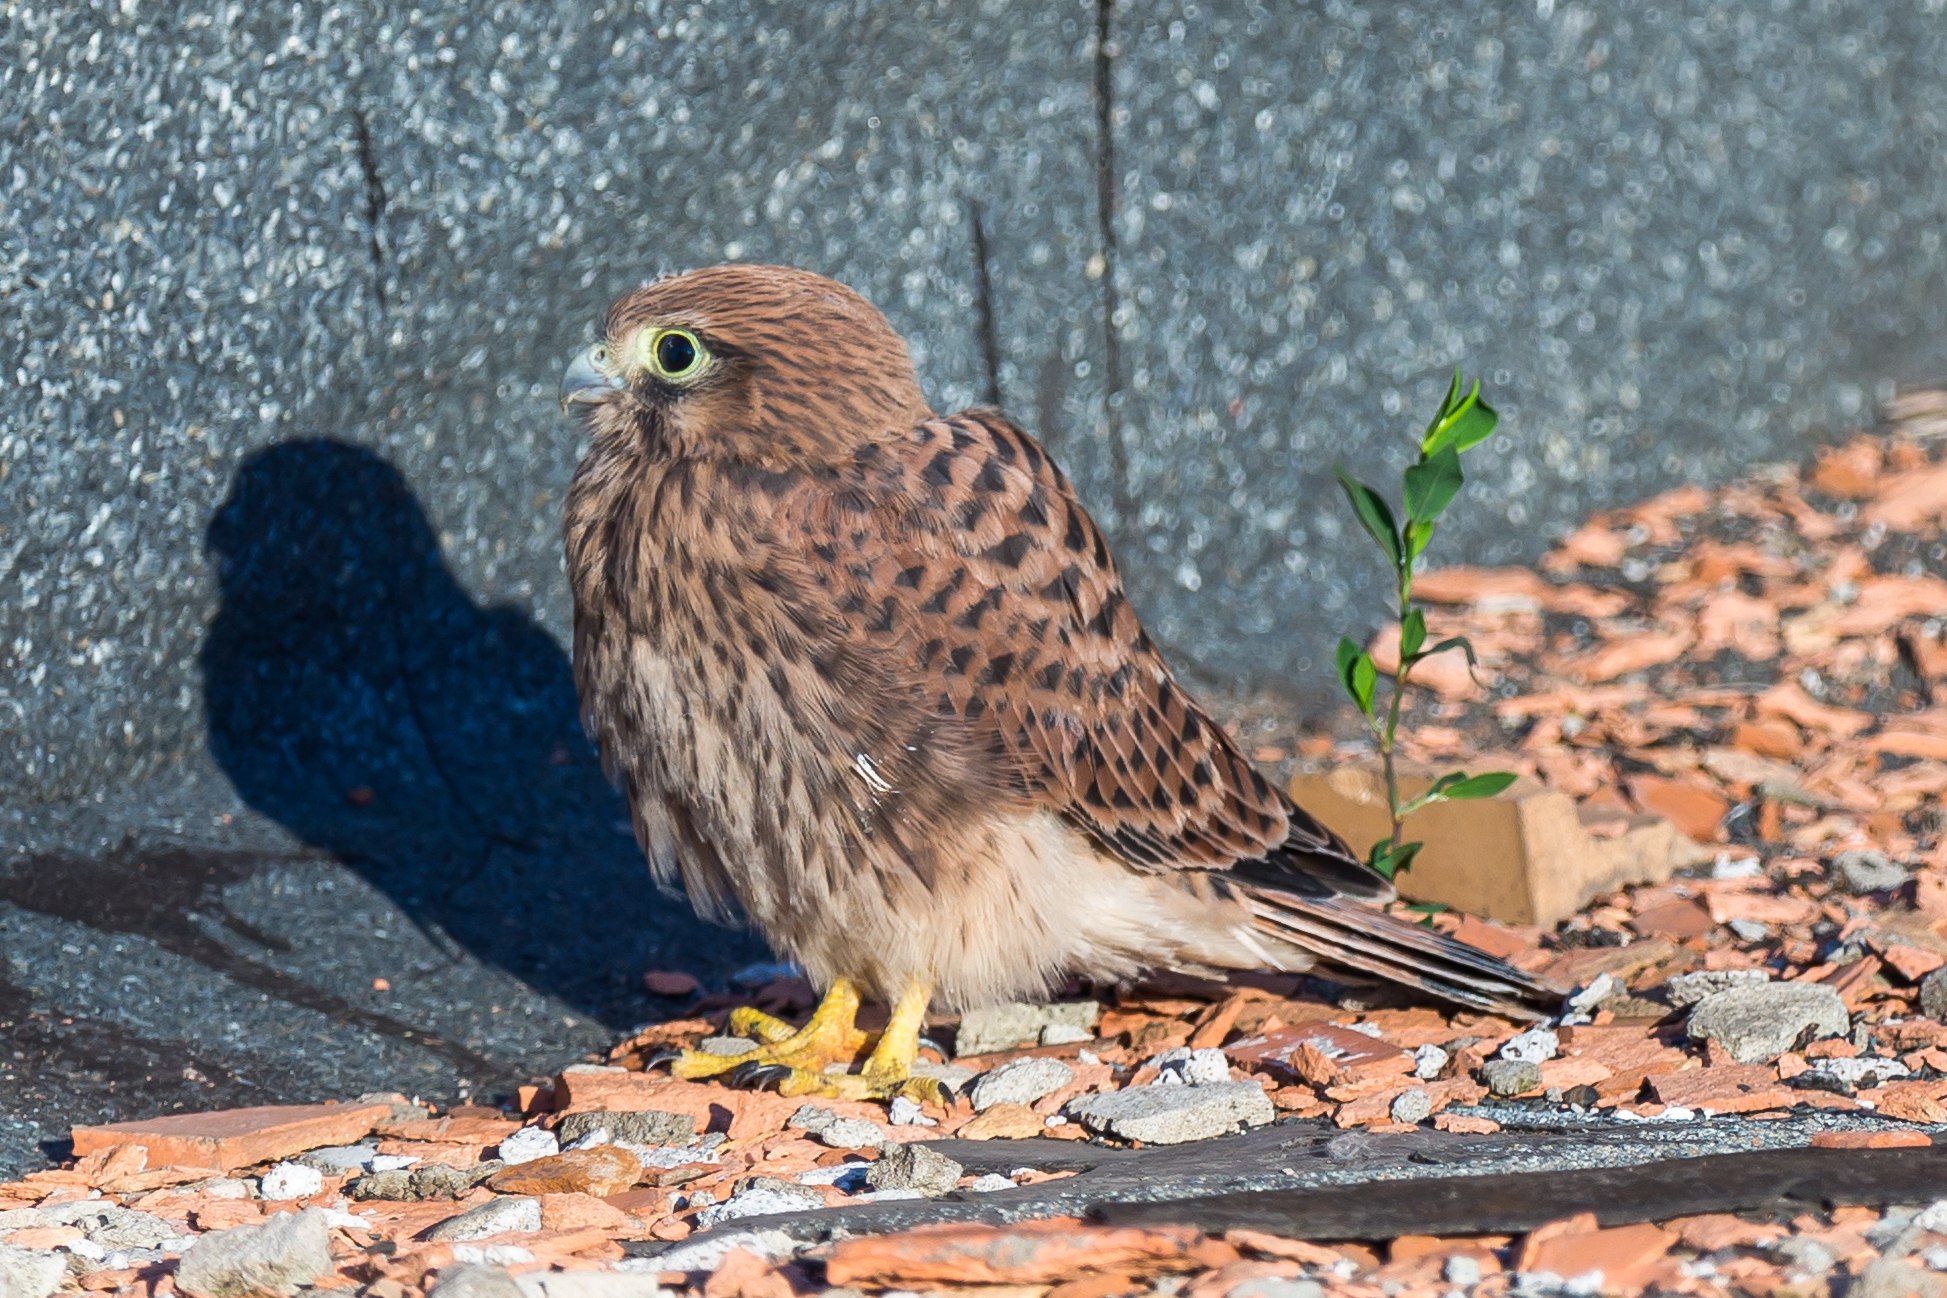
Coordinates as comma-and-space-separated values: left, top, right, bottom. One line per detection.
199, 438, 756, 1027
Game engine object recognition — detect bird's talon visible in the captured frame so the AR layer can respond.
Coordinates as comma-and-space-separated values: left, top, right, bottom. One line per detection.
728, 1061, 795, 1092
643, 1047, 684, 1073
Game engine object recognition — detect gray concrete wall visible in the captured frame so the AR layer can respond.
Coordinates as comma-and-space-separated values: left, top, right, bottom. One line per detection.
6, 1, 1945, 817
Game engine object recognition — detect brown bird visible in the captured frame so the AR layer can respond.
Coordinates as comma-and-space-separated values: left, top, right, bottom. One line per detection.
560, 264, 1558, 1104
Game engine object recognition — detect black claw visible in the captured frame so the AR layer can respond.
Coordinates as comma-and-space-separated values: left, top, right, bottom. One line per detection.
644, 1047, 684, 1073
729, 1061, 793, 1092
935, 1079, 959, 1107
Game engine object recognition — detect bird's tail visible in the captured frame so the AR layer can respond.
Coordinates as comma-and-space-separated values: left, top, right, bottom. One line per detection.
1241, 886, 1563, 1020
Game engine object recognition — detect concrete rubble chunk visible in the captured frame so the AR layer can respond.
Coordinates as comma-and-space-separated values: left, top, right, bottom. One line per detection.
40, 1200, 177, 1249
556, 1109, 695, 1148
785, 1104, 886, 1149
0, 1244, 67, 1298
428, 1196, 544, 1242
649, 1228, 796, 1274
865, 1142, 964, 1197
969, 1057, 1075, 1111
1687, 981, 1850, 1063
1390, 1088, 1435, 1125
1923, 968, 1947, 1021
349, 1161, 474, 1201
175, 1208, 334, 1298
1667, 968, 1771, 1007
1068, 1082, 1274, 1145
295, 1142, 379, 1174
517, 1271, 668, 1296
1482, 1058, 1543, 1097
1227, 1281, 1326, 1298
694, 1178, 824, 1227
432, 1263, 528, 1297
955, 1001, 1100, 1056
1834, 849, 1910, 895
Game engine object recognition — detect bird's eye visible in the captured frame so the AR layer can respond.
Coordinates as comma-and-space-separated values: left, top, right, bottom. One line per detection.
648, 328, 704, 381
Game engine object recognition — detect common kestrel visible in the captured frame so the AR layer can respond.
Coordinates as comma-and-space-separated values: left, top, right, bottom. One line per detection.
561, 264, 1557, 1103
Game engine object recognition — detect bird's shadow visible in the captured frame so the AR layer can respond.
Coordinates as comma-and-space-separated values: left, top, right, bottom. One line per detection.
200, 438, 755, 1027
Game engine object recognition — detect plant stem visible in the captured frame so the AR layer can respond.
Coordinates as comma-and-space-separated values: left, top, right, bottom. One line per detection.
1379, 560, 1416, 854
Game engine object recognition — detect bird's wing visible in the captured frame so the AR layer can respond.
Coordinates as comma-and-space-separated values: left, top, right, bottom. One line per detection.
779, 408, 1389, 902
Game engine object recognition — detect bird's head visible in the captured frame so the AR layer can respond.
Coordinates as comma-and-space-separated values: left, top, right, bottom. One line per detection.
560, 264, 933, 466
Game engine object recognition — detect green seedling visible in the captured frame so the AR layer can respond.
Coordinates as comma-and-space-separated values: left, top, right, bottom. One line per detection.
1333, 370, 1517, 880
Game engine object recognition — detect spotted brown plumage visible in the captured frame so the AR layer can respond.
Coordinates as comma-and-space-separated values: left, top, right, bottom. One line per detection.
561, 265, 1558, 1102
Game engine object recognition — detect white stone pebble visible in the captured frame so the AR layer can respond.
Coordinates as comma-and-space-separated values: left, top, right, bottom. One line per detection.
495, 1126, 560, 1166
1499, 1027, 1560, 1064
258, 1162, 325, 1202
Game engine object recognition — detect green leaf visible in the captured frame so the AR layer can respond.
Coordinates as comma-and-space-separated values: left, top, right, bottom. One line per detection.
1421, 374, 1500, 458
1443, 771, 1518, 800
1404, 518, 1436, 564
1334, 467, 1402, 569
1403, 448, 1464, 523
1335, 637, 1378, 716
1368, 839, 1423, 881
1397, 770, 1466, 817
1422, 369, 1463, 446
1421, 635, 1478, 669
1399, 608, 1426, 659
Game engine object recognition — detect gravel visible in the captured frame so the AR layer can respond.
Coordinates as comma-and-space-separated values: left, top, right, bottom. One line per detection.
955, 1002, 1101, 1057
556, 1110, 695, 1148
1068, 1082, 1276, 1145
1687, 982, 1850, 1063
865, 1143, 964, 1197
428, 1197, 544, 1243
1412, 1045, 1450, 1080
175, 1208, 334, 1298
969, 1057, 1076, 1111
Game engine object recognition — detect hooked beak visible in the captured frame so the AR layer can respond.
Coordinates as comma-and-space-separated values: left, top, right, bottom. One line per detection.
559, 344, 624, 410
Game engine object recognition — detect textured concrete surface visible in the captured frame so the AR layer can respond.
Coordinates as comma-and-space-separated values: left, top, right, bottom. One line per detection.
3, 0, 1946, 1174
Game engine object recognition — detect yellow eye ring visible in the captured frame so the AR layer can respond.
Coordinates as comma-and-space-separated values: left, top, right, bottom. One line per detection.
644, 327, 707, 382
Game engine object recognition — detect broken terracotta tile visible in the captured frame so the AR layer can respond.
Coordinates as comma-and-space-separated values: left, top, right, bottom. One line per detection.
822, 1219, 1233, 1286
1810, 1129, 1932, 1149
69, 1102, 393, 1173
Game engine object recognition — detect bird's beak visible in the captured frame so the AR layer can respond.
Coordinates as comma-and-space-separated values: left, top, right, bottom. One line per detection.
559, 344, 624, 410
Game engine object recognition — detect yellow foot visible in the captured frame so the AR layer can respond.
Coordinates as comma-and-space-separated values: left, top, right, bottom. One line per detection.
732, 1060, 952, 1105
662, 978, 870, 1081
654, 977, 949, 1109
